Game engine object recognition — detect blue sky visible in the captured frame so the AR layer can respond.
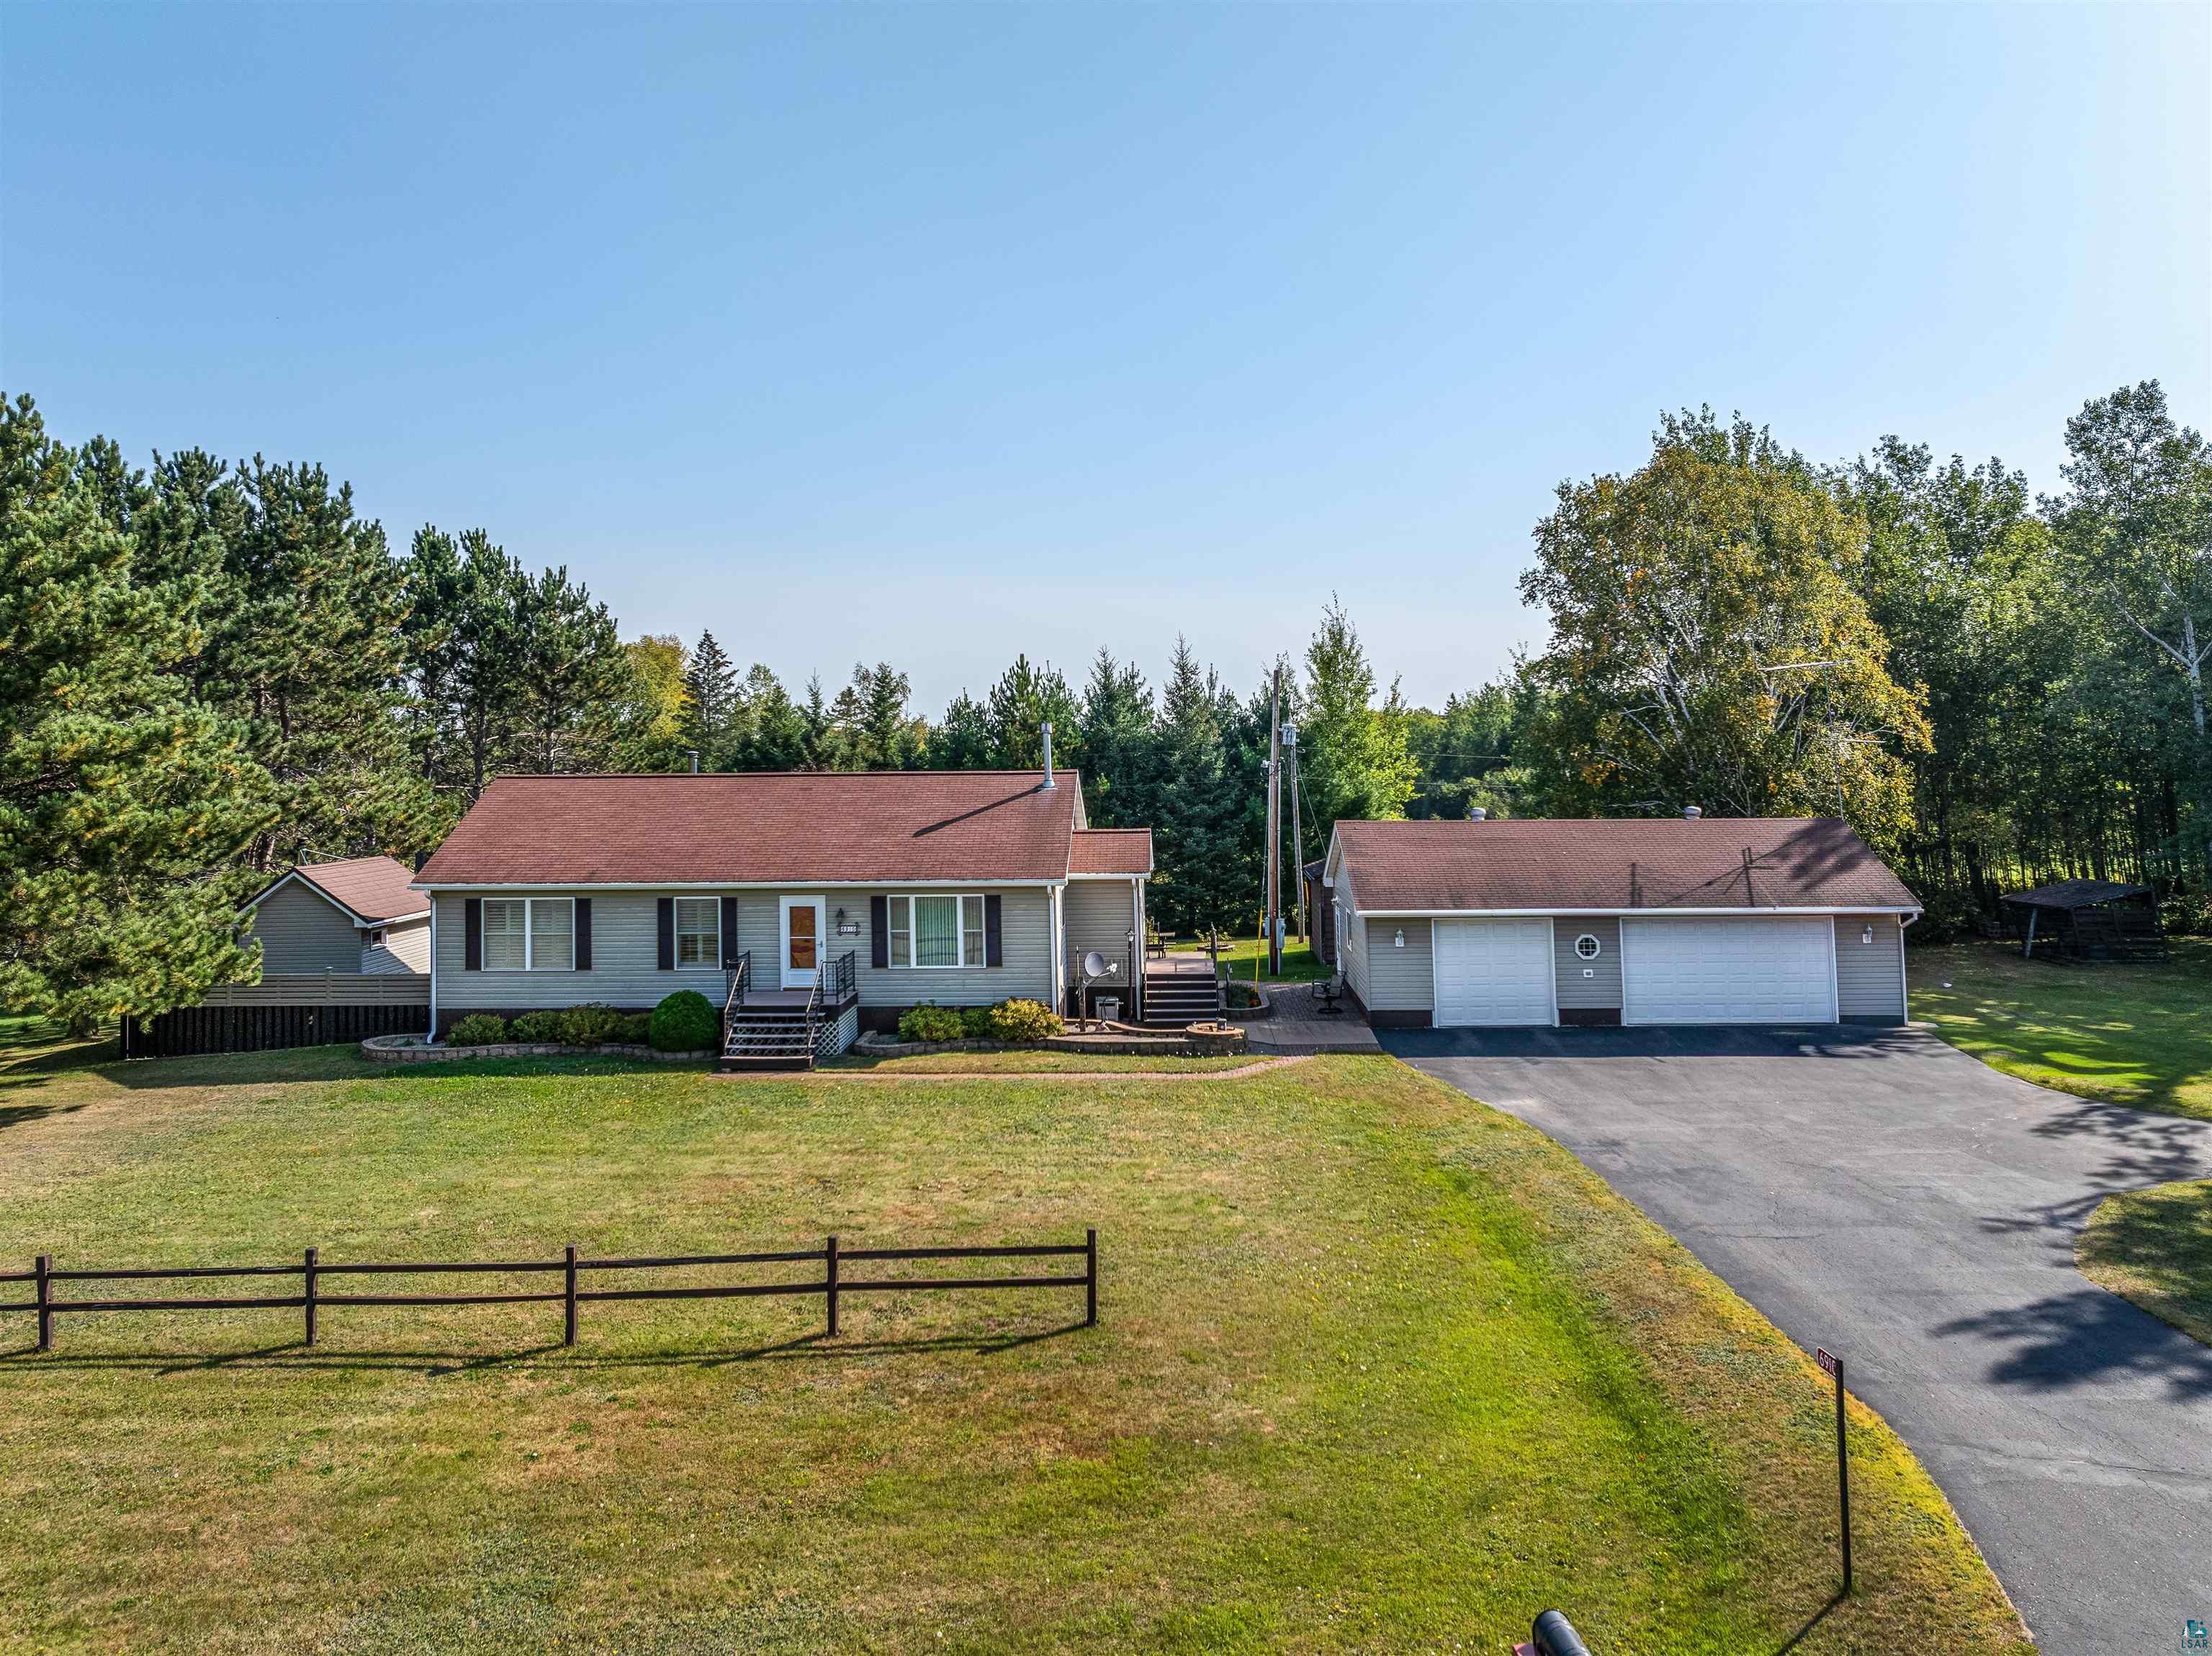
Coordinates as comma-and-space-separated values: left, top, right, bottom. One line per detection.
4, 3, 2206, 713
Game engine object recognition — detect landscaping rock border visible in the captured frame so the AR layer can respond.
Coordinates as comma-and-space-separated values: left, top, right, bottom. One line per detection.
851, 1025, 1246, 1061
361, 1035, 711, 1064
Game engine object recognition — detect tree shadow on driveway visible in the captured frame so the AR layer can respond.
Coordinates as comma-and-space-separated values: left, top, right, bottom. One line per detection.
1932, 1286, 2212, 1402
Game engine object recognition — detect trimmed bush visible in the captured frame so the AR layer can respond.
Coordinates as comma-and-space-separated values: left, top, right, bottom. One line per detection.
649, 990, 718, 1053
616, 1012, 653, 1045
987, 999, 1063, 1043
898, 1004, 966, 1043
557, 1003, 626, 1047
1225, 980, 1262, 1009
959, 1006, 994, 1039
508, 1010, 566, 1044
446, 1014, 508, 1046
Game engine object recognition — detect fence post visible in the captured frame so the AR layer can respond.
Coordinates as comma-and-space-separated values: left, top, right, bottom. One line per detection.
1086, 1228, 1097, 1327
35, 1255, 52, 1352
303, 1246, 318, 1346
564, 1244, 578, 1347
826, 1234, 840, 1337
1835, 1354, 1853, 1595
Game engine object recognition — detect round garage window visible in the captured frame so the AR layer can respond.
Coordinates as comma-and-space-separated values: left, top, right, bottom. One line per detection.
1575, 933, 1603, 960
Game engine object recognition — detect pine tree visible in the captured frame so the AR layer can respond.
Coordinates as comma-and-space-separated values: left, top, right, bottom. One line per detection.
513, 565, 631, 773
924, 691, 995, 769
1077, 648, 1156, 825
732, 664, 811, 769
201, 457, 440, 865
984, 655, 1081, 770
1148, 638, 1246, 934
681, 631, 737, 759
0, 395, 274, 1032
1300, 596, 1418, 841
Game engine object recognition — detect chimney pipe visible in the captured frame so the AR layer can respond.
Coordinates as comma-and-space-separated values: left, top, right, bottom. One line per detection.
1040, 722, 1056, 789
687, 750, 700, 775
1467, 806, 1488, 822
1682, 805, 1701, 819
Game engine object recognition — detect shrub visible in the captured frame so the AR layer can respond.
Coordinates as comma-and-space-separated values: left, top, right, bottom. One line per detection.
987, 998, 1063, 1043
899, 1004, 966, 1043
959, 1005, 994, 1039
557, 1003, 626, 1046
446, 1014, 508, 1047
1224, 980, 1262, 1009
616, 1012, 653, 1045
508, 1009, 566, 1044
649, 990, 718, 1053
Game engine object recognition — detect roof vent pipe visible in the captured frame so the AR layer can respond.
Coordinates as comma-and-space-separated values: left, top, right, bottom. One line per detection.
1467, 807, 1487, 821
1682, 805, 1701, 819
1040, 722, 1056, 790
687, 750, 700, 775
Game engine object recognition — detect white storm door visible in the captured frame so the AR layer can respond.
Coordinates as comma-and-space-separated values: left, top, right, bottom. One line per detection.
1621, 917, 1836, 1025
1432, 918, 1555, 1027
779, 896, 825, 989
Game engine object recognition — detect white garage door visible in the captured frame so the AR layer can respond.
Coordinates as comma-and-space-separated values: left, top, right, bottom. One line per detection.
1622, 917, 1836, 1025
1434, 918, 1555, 1027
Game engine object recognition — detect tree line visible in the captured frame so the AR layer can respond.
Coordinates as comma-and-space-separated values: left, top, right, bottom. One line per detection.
4, 380, 2204, 1029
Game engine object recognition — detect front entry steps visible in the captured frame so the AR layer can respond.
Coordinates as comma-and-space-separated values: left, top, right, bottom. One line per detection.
721, 1004, 817, 1071
1140, 971, 1226, 1029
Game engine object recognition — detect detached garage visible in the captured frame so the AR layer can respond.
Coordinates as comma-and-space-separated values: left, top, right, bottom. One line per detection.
1323, 814, 1919, 1030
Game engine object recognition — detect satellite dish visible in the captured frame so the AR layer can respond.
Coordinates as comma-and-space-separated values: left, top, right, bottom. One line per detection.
1081, 950, 1113, 978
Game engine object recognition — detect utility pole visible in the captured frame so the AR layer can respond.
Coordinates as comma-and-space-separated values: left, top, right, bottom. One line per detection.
1265, 665, 1283, 977
1284, 721, 1305, 942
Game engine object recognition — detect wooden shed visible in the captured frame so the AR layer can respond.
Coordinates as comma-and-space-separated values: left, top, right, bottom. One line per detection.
1998, 880, 2167, 962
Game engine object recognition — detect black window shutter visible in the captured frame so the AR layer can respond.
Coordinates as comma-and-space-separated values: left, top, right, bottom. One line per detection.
720, 896, 739, 968
575, 899, 593, 971
870, 895, 890, 969
984, 894, 1003, 968
464, 898, 482, 971
657, 897, 675, 970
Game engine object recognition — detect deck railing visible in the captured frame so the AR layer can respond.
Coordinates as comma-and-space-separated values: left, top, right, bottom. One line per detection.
804, 950, 858, 1056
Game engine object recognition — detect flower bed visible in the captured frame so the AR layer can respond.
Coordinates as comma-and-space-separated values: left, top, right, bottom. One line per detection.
852, 1024, 1245, 1061
361, 1035, 711, 1065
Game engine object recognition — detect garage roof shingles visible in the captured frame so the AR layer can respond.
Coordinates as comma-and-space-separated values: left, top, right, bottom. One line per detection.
1334, 817, 1919, 913
416, 772, 1083, 887
286, 856, 428, 922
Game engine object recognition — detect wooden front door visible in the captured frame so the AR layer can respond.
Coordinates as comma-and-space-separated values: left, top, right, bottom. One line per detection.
779, 896, 824, 989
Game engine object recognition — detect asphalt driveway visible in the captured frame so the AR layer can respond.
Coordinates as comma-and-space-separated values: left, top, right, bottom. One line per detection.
1383, 1023, 2212, 1656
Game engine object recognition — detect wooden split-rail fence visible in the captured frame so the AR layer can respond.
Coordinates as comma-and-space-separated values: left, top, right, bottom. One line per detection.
3, 1231, 1098, 1353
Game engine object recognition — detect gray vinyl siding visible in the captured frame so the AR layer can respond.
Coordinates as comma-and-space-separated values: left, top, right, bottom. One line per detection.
432, 887, 1055, 1012
249, 881, 363, 974
857, 887, 1053, 1007
362, 916, 430, 975
1335, 865, 1370, 1006
1834, 913, 1907, 1021
1064, 879, 1141, 976
1554, 916, 1623, 1011
1362, 916, 1434, 1012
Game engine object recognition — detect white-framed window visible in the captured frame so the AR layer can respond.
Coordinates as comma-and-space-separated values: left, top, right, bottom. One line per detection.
1575, 933, 1603, 960
367, 929, 385, 947
482, 897, 575, 971
887, 894, 987, 968
675, 897, 720, 967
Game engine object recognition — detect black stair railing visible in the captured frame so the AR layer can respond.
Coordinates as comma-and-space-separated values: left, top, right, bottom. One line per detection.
721, 952, 752, 1050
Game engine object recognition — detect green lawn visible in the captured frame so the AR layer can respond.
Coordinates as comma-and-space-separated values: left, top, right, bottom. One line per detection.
1907, 937, 2212, 1120
1170, 934, 1328, 983
0, 1040, 2026, 1654
2077, 1177, 2212, 1349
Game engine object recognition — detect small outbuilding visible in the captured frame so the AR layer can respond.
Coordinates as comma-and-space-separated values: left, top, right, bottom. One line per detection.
1998, 880, 2166, 963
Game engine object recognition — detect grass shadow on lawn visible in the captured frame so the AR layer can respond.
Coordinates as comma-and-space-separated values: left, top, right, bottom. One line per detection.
1909, 938, 2212, 1120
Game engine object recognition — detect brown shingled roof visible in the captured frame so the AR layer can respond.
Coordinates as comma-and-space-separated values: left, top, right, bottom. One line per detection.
415, 772, 1085, 886
1331, 817, 1918, 913
1069, 828, 1154, 876
261, 856, 428, 924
